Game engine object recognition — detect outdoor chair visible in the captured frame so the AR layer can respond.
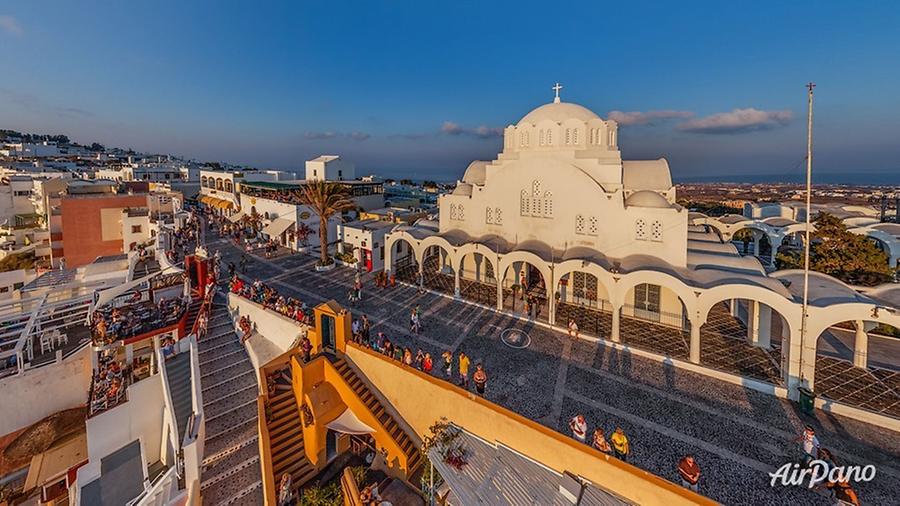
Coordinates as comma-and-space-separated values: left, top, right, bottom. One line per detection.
55, 330, 68, 347
39, 333, 54, 354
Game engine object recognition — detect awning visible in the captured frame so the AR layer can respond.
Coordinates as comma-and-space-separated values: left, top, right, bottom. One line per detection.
325, 408, 376, 435
90, 269, 165, 317
199, 195, 214, 205
215, 199, 234, 210
24, 432, 88, 490
227, 210, 246, 223
262, 218, 294, 237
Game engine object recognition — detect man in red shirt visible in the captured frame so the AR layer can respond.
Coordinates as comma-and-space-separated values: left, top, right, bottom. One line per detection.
678, 455, 701, 492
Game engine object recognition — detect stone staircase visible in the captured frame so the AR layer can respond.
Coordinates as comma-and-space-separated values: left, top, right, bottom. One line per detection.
184, 300, 202, 336
164, 353, 193, 444
197, 302, 263, 505
264, 366, 316, 494
331, 357, 424, 480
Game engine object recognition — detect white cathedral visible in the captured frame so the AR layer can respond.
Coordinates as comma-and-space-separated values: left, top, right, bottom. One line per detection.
383, 87, 900, 406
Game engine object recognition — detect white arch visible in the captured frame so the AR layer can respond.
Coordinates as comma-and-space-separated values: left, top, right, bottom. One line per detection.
419, 235, 459, 271
456, 242, 500, 280
612, 270, 699, 322
849, 227, 900, 266
497, 250, 554, 292
384, 231, 423, 272
552, 259, 616, 306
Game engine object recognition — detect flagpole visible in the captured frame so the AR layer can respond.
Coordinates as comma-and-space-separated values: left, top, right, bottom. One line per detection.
800, 82, 815, 388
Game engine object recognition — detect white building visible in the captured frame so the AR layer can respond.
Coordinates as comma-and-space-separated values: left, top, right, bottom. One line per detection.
236, 192, 340, 251
383, 90, 900, 411
338, 219, 395, 272
305, 155, 354, 182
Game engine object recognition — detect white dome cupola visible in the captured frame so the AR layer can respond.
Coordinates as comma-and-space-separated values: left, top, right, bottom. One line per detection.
503, 83, 618, 156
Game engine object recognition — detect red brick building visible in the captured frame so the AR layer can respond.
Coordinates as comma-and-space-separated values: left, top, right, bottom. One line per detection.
58, 193, 149, 267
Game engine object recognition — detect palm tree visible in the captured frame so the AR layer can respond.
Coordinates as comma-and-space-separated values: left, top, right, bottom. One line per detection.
296, 181, 354, 266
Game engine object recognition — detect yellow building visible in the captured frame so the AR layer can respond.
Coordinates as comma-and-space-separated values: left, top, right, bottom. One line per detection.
242, 298, 712, 505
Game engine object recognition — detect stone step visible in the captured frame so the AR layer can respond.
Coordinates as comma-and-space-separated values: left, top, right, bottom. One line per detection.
205, 402, 257, 438
202, 370, 256, 400
206, 387, 259, 420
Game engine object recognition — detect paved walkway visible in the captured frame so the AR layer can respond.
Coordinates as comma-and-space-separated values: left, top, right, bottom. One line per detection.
207, 235, 900, 506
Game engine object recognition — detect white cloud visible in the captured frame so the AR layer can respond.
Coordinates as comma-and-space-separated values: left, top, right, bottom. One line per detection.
441, 121, 502, 139
304, 131, 337, 140
303, 131, 370, 142
607, 110, 693, 126
0, 15, 22, 36
677, 108, 793, 134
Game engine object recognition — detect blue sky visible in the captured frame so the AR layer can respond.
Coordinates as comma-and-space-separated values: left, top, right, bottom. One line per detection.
1, 1, 899, 180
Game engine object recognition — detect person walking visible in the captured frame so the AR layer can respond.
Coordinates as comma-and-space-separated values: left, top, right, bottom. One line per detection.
442, 351, 453, 378
458, 352, 470, 388
473, 363, 488, 396
567, 318, 579, 338
569, 415, 588, 443
793, 425, 820, 467
361, 315, 371, 343
677, 455, 701, 492
409, 309, 419, 334
591, 428, 611, 454
300, 336, 312, 363
277, 473, 293, 506
611, 427, 630, 461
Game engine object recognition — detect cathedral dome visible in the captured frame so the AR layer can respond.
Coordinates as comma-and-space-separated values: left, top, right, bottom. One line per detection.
625, 190, 672, 209
517, 101, 600, 126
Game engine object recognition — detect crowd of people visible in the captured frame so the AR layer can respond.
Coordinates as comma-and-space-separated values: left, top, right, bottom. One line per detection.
91, 296, 187, 346
347, 311, 490, 397
90, 353, 129, 413
166, 212, 201, 264
229, 276, 313, 326
566, 415, 860, 502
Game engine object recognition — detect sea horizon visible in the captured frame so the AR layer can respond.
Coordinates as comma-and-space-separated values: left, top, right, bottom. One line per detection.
369, 169, 900, 187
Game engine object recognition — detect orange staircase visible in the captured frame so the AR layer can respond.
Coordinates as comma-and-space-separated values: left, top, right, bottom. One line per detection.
331, 357, 424, 480
265, 370, 317, 491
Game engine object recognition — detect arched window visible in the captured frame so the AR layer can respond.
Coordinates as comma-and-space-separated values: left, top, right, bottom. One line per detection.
532, 180, 541, 196
520, 190, 529, 216
573, 129, 579, 145
216, 178, 224, 190
636, 219, 647, 240
546, 129, 552, 145
495, 208, 503, 225
539, 130, 545, 146
543, 191, 553, 217
201, 176, 208, 187
486, 207, 493, 224
651, 220, 663, 242
575, 215, 585, 234
588, 216, 598, 235
224, 180, 233, 192
450, 203, 457, 220
457, 204, 464, 220
565, 129, 571, 145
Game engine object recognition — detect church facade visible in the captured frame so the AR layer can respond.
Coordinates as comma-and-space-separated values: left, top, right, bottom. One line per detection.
382, 91, 900, 410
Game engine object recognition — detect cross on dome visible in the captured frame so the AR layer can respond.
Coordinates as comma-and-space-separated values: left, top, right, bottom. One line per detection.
552, 82, 563, 103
